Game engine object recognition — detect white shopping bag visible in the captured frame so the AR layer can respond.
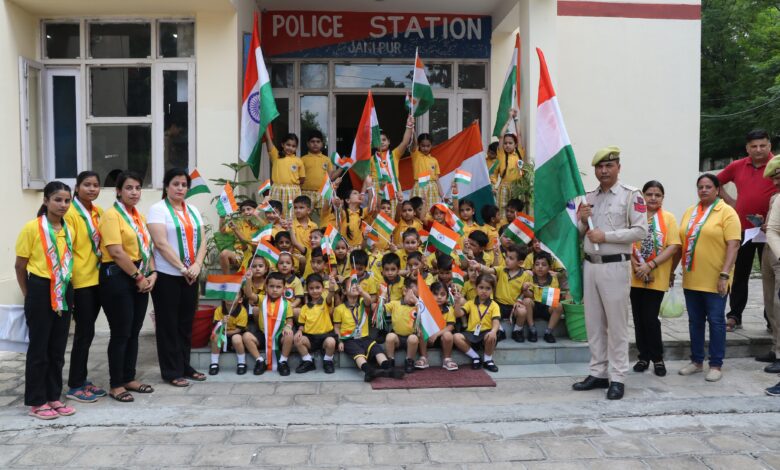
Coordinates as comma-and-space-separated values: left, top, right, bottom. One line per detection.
0, 305, 29, 353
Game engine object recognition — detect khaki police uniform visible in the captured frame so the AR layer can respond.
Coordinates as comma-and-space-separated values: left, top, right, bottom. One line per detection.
761, 158, 780, 359
578, 146, 648, 383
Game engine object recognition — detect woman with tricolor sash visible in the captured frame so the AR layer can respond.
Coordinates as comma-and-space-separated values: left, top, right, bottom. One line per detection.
148, 168, 207, 387
98, 171, 157, 402
63, 171, 106, 403
629, 181, 681, 377
15, 181, 76, 419
673, 174, 740, 382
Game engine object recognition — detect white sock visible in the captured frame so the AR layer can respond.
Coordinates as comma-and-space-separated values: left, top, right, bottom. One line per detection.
513, 324, 523, 332
237, 354, 246, 365
465, 348, 479, 359
324, 354, 333, 361
279, 355, 288, 363
483, 354, 493, 362
302, 354, 312, 362
257, 356, 265, 363
210, 353, 219, 364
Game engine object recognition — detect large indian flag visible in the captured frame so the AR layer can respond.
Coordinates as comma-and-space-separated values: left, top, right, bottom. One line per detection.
492, 33, 521, 138
348, 91, 381, 188
239, 12, 279, 178
534, 48, 586, 303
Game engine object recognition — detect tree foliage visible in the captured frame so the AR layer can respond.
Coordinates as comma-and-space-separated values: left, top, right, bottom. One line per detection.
700, 0, 780, 167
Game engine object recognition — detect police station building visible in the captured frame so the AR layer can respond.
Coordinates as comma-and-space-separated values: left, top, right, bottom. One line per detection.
0, 0, 701, 302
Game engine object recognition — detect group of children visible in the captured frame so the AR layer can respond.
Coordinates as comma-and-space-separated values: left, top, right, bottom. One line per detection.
211, 169, 567, 382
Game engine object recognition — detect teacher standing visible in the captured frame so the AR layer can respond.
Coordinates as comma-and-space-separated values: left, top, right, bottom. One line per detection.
148, 168, 207, 387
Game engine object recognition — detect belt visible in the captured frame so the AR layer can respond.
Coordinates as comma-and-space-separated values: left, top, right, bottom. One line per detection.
584, 253, 630, 264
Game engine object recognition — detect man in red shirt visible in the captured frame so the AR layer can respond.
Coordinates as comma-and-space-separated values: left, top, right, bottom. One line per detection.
718, 129, 776, 335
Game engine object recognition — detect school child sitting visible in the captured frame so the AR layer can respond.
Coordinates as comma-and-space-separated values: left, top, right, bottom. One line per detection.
243, 257, 269, 309
393, 200, 424, 246
257, 199, 285, 238
480, 205, 501, 249
272, 231, 301, 274
463, 230, 499, 269
518, 250, 564, 343
403, 251, 434, 285
417, 281, 458, 371
294, 273, 337, 374
384, 277, 421, 373
242, 272, 295, 376
476, 244, 529, 342
503, 198, 524, 227
453, 273, 502, 372
395, 228, 422, 269
409, 196, 427, 228
209, 295, 249, 375
457, 200, 482, 240
275, 251, 304, 310
219, 200, 259, 274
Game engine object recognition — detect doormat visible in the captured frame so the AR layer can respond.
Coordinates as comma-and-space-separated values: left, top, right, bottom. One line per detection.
370, 366, 496, 390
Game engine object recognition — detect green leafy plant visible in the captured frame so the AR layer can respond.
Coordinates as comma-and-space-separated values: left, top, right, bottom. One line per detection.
510, 160, 535, 213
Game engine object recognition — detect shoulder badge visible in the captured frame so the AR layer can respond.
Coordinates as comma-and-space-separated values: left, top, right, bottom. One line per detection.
634, 195, 647, 213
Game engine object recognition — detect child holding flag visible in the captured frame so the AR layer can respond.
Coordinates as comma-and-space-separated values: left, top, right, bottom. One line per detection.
208, 295, 249, 375
476, 244, 529, 342
276, 251, 304, 309
495, 109, 526, 212
242, 272, 295, 376
417, 281, 458, 371
300, 130, 335, 216
518, 251, 564, 343
264, 130, 305, 219
218, 199, 259, 274
242, 257, 269, 307
384, 277, 421, 373
410, 133, 443, 214
294, 273, 338, 374
393, 200, 424, 246
371, 119, 415, 214
453, 273, 501, 372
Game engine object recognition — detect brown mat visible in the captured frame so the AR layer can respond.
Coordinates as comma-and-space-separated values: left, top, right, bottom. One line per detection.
370, 366, 496, 390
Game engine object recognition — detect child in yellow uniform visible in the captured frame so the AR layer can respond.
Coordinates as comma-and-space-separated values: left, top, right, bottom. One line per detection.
457, 200, 483, 241
464, 230, 498, 269
292, 195, 318, 254
462, 263, 479, 302
16, 181, 77, 419
384, 277, 421, 374
496, 132, 526, 212
300, 130, 334, 216
294, 273, 338, 374
480, 205, 501, 250
486, 142, 499, 186
208, 297, 249, 375
242, 272, 295, 376
264, 130, 305, 219
395, 229, 422, 269
372, 119, 414, 214
410, 133, 443, 214
403, 252, 435, 285
218, 200, 259, 274
366, 200, 394, 253
417, 281, 458, 371
477, 244, 529, 342
453, 273, 502, 373
243, 257, 269, 310
276, 252, 304, 309
272, 231, 301, 274
393, 200, 424, 246
340, 190, 374, 248
518, 251, 563, 344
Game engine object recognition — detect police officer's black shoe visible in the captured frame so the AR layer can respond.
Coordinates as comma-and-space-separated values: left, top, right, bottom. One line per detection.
764, 361, 780, 374
278, 361, 290, 376
254, 359, 266, 375
607, 382, 625, 400
572, 376, 610, 391
756, 351, 777, 363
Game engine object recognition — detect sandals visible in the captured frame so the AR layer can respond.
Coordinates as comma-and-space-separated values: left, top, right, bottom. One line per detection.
209, 363, 220, 375
414, 356, 430, 369
169, 378, 190, 388
29, 405, 59, 420
187, 371, 207, 382
48, 401, 76, 416
109, 390, 134, 403
483, 360, 499, 373
442, 358, 459, 371
125, 383, 154, 393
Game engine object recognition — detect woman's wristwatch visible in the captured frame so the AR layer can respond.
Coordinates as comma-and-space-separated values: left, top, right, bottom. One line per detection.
719, 272, 730, 280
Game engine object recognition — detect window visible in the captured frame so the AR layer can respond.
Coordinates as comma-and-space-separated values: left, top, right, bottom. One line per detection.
299, 95, 328, 154
300, 63, 328, 89
458, 64, 486, 89
24, 19, 196, 188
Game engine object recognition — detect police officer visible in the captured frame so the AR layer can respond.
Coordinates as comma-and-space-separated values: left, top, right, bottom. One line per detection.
573, 146, 648, 400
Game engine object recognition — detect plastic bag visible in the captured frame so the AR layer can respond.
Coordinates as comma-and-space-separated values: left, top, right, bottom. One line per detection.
660, 286, 685, 318
0, 305, 29, 353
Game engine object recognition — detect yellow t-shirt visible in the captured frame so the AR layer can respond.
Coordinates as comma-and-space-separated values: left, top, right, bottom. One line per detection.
393, 218, 424, 246
270, 146, 305, 185
248, 278, 266, 305
333, 300, 370, 338
411, 150, 440, 180
64, 203, 104, 288
494, 266, 526, 305
385, 300, 417, 336
395, 249, 423, 269
298, 301, 333, 335
497, 148, 525, 185
339, 208, 368, 247
213, 304, 248, 331
98, 206, 146, 263
283, 275, 305, 302
679, 200, 741, 294
462, 280, 476, 301
293, 218, 317, 251
462, 299, 501, 333
300, 153, 333, 192
486, 155, 499, 185
224, 219, 256, 252
16, 218, 70, 280
442, 305, 456, 324
519, 271, 560, 303
631, 210, 682, 292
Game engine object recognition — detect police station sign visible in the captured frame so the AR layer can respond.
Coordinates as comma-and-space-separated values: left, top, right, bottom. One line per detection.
261, 11, 491, 59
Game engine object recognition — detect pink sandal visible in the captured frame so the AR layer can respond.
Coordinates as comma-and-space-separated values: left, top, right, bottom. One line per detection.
48, 401, 76, 416
29, 405, 59, 420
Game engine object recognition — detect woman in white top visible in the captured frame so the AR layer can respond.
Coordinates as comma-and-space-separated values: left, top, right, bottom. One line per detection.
148, 168, 207, 387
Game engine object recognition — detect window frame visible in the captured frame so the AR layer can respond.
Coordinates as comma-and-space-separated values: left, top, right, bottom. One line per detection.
19, 57, 46, 190
43, 67, 84, 186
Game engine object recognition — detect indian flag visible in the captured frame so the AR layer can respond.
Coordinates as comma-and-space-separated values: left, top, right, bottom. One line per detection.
404, 90, 412, 114
349, 269, 359, 287
239, 12, 279, 178
255, 239, 280, 265
451, 265, 465, 287
429, 221, 459, 255
323, 224, 343, 254
516, 211, 534, 228
411, 49, 434, 117
454, 169, 472, 185
205, 274, 243, 301
374, 212, 397, 235
257, 179, 271, 196
348, 92, 381, 187
186, 169, 210, 198
506, 217, 534, 245
320, 177, 334, 200
534, 48, 586, 303
331, 151, 354, 170
216, 182, 238, 217
541, 286, 561, 308
258, 201, 274, 214
493, 33, 521, 138
418, 172, 432, 188
252, 224, 273, 242
416, 273, 446, 341
418, 229, 429, 246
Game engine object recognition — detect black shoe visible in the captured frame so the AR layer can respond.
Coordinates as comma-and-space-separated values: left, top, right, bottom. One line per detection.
363, 365, 379, 382
483, 360, 499, 373
653, 361, 667, 377
543, 332, 556, 343
607, 382, 625, 400
497, 329, 507, 342
254, 359, 266, 375
295, 360, 315, 374
381, 359, 393, 370
511, 330, 525, 343
404, 358, 415, 373
208, 363, 219, 375
764, 361, 780, 374
756, 351, 777, 363
471, 357, 481, 370
633, 360, 649, 372
528, 329, 538, 343
323, 360, 335, 374
236, 363, 247, 375
572, 375, 610, 391
389, 368, 406, 379
278, 361, 290, 376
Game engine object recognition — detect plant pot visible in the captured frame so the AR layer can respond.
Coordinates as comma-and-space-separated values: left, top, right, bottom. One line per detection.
562, 300, 588, 342
191, 304, 217, 348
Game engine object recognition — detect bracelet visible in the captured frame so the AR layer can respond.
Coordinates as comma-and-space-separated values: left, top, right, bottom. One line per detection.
719, 272, 730, 279
131, 270, 141, 279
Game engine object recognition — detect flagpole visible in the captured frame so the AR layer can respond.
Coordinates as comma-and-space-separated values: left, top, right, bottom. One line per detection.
411, 47, 418, 117
577, 195, 599, 251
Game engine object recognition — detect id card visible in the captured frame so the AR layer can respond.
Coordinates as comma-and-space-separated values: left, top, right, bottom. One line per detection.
473, 324, 481, 336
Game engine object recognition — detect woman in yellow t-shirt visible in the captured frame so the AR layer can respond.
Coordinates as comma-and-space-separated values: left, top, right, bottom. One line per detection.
265, 129, 305, 219
98, 171, 157, 403
410, 133, 443, 215
630, 181, 681, 377
675, 174, 740, 382
15, 181, 76, 420
64, 171, 106, 403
